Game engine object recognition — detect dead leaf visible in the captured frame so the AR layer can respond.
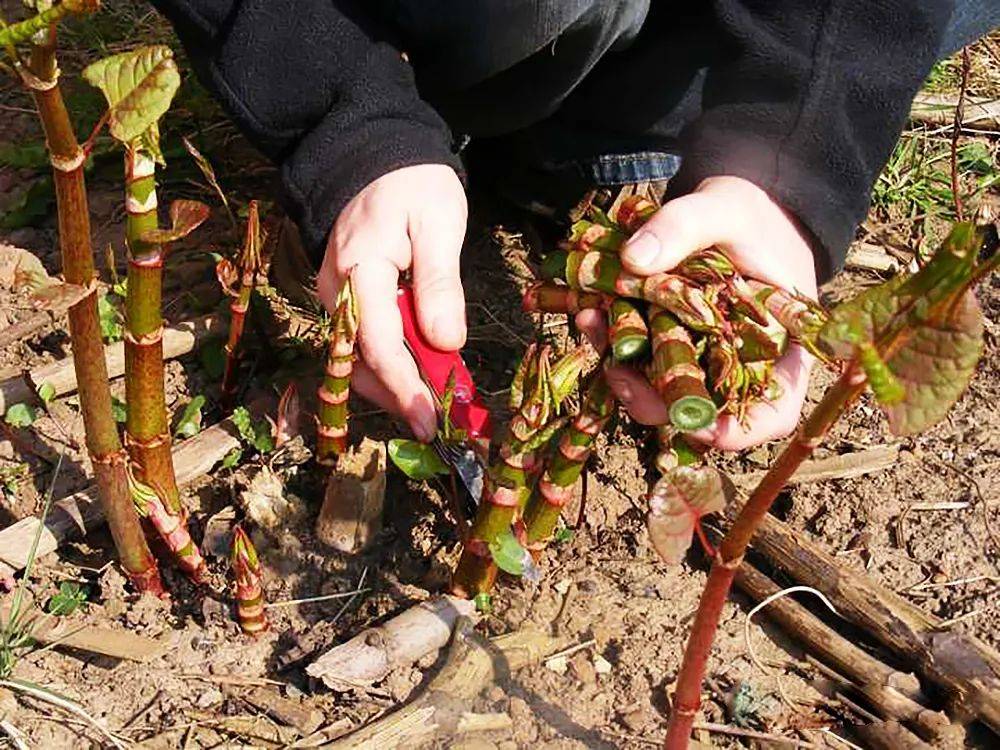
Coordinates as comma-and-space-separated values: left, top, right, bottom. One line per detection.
241, 465, 304, 531
139, 199, 210, 245
274, 382, 300, 448
0, 244, 52, 291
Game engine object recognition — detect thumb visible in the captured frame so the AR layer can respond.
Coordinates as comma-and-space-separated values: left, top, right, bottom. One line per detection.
620, 192, 728, 275
411, 212, 467, 350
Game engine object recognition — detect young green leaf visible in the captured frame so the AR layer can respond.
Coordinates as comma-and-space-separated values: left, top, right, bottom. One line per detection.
488, 529, 529, 576
221, 447, 242, 469
473, 592, 493, 614
175, 395, 206, 438
36, 382, 55, 405
387, 439, 450, 480
82, 46, 181, 147
553, 527, 574, 545
0, 176, 54, 230
0, 141, 48, 169
46, 581, 87, 617
232, 406, 254, 443
4, 403, 37, 428
97, 293, 123, 343
111, 396, 127, 424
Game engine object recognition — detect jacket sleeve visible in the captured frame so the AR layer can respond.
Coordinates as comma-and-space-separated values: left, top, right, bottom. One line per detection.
667, 0, 954, 280
151, 0, 461, 261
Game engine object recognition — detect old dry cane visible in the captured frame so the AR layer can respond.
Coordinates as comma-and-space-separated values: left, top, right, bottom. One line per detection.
663, 222, 999, 748
3, 4, 163, 593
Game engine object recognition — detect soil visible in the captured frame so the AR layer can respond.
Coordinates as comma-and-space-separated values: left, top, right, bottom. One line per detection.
0, 11, 998, 750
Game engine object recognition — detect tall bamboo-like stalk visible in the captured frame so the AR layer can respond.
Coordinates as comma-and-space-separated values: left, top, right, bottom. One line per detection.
663, 223, 999, 748
316, 280, 358, 464
220, 201, 263, 411
523, 373, 614, 550
82, 46, 209, 581
122, 146, 180, 514
12, 25, 163, 593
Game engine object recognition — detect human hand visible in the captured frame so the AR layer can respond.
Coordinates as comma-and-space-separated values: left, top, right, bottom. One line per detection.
316, 164, 468, 442
576, 176, 817, 450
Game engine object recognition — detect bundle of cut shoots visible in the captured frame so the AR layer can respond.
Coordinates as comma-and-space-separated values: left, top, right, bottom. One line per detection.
519, 195, 829, 566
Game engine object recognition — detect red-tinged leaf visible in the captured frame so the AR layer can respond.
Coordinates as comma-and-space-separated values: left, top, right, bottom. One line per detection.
883, 291, 983, 435
30, 281, 90, 312
274, 382, 301, 447
216, 257, 238, 297
139, 199, 210, 245
647, 465, 725, 565
182, 137, 232, 218
817, 223, 994, 435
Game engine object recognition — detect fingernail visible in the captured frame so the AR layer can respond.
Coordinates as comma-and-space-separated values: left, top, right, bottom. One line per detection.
413, 416, 436, 443
622, 232, 660, 269
432, 314, 463, 349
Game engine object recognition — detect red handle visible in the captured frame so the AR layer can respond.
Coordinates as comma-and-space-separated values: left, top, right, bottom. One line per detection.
397, 285, 493, 444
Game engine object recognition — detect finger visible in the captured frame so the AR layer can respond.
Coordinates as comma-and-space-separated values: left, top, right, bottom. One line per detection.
620, 192, 729, 274
349, 360, 397, 415
410, 210, 467, 350
604, 365, 669, 426
352, 259, 437, 441
707, 344, 813, 451
574, 309, 608, 354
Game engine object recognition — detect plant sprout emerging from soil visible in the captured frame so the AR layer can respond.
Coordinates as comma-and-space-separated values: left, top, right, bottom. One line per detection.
2, 0, 164, 594
218, 200, 265, 411
316, 279, 359, 464
230, 525, 266, 635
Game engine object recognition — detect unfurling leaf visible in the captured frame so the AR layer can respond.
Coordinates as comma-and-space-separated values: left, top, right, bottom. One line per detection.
818, 223, 995, 435
82, 46, 181, 146
387, 439, 449, 480
647, 465, 725, 565
274, 382, 300, 448
175, 395, 206, 438
488, 529, 529, 576
4, 403, 37, 428
138, 199, 210, 245
215, 257, 238, 297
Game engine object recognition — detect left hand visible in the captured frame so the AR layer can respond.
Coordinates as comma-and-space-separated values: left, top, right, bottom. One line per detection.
575, 176, 818, 450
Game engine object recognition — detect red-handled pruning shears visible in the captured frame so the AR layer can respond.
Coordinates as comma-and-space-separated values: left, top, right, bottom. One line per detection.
397, 284, 491, 508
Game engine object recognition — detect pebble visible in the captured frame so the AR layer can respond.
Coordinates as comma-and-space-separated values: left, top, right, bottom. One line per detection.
553, 577, 572, 595
195, 687, 223, 708
577, 579, 598, 593
191, 633, 215, 652
593, 655, 613, 675
545, 655, 568, 675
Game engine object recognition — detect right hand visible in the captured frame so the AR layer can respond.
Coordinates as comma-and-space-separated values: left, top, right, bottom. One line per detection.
316, 164, 468, 442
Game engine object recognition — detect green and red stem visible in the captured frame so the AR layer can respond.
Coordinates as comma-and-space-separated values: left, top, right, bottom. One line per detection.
231, 526, 266, 635
647, 307, 717, 431
22, 39, 163, 595
316, 280, 358, 465
124, 145, 185, 520
663, 370, 864, 748
524, 374, 614, 549
127, 466, 206, 582
221, 201, 261, 411
564, 249, 724, 334
614, 195, 657, 234
522, 281, 610, 315
608, 298, 650, 362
